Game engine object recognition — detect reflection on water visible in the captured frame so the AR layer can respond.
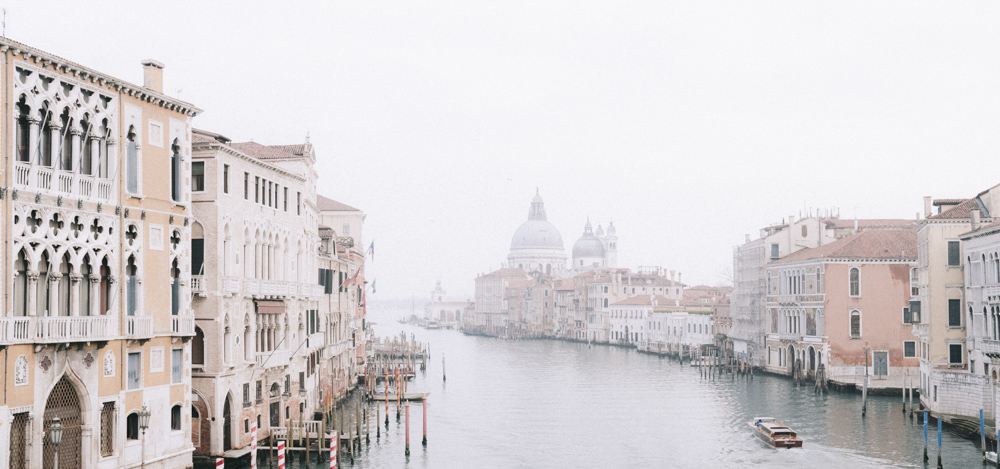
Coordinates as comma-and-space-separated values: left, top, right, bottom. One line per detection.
247, 317, 985, 468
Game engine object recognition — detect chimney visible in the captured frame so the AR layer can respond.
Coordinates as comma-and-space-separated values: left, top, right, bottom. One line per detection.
678, 272, 682, 284
972, 208, 981, 231
789, 215, 796, 226
670, 270, 675, 281
923, 196, 932, 219
142, 59, 165, 93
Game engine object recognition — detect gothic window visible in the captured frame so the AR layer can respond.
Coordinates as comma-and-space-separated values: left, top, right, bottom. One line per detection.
60, 110, 73, 171
80, 117, 93, 175
38, 252, 50, 316
126, 126, 138, 194
41, 109, 53, 167
192, 327, 205, 366
99, 257, 111, 315
849, 268, 860, 297
57, 253, 71, 316
126, 255, 138, 316
80, 255, 92, 316
98, 120, 110, 178
171, 259, 180, 316
14, 249, 28, 316
16, 97, 30, 162
171, 140, 182, 202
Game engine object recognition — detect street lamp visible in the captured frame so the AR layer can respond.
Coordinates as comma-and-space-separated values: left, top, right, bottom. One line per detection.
138, 404, 151, 468
49, 417, 63, 469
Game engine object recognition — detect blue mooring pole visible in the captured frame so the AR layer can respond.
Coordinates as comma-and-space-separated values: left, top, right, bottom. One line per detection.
923, 410, 928, 463
937, 417, 943, 469
982, 410, 987, 456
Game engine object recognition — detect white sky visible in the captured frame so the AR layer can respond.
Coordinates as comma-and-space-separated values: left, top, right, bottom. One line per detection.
6, 1, 999, 301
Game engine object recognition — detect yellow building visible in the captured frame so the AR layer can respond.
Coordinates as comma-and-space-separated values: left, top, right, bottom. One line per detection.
0, 38, 200, 469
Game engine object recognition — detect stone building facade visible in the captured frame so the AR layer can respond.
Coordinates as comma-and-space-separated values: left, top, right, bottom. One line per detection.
0, 38, 200, 469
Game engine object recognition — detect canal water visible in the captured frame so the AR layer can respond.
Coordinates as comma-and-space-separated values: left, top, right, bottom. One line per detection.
260, 316, 986, 469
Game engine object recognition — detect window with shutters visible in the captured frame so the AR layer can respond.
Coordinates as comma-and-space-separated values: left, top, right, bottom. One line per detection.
299, 372, 305, 392
948, 241, 961, 266
850, 311, 861, 338
284, 187, 288, 211
256, 381, 263, 403
904, 341, 916, 358
949, 299, 961, 327
127, 352, 141, 390
949, 343, 963, 364
223, 164, 230, 194
255, 177, 260, 203
849, 268, 860, 297
244, 172, 249, 199
284, 375, 290, 394
171, 349, 183, 384
902, 307, 912, 324
243, 383, 250, 405
297, 192, 301, 215
192, 161, 205, 192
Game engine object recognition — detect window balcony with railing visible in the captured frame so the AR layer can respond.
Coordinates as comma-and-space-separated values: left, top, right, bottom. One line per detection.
256, 349, 290, 369
222, 276, 240, 295
0, 317, 34, 344
982, 339, 1000, 357
35, 315, 113, 343
124, 316, 153, 340
171, 315, 195, 337
191, 276, 207, 297
13, 162, 114, 202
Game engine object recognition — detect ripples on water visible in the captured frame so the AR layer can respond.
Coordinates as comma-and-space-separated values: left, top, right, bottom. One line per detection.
273, 318, 985, 469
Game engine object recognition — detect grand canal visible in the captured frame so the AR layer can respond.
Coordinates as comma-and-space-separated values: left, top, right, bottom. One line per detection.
266, 316, 985, 468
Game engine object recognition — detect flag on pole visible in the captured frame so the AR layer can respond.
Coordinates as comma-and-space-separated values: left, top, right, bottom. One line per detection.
367, 241, 374, 262
370, 279, 376, 294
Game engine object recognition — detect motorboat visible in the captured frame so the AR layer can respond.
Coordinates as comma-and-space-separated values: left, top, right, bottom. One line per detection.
749, 417, 803, 449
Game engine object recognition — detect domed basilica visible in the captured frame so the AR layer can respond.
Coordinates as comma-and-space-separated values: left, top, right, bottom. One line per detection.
507, 190, 618, 275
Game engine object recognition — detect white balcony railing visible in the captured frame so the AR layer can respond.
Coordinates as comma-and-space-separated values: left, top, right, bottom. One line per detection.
256, 349, 290, 369
124, 316, 153, 339
982, 339, 1000, 356
242, 278, 324, 299
222, 277, 240, 294
0, 317, 33, 344
36, 316, 112, 343
191, 276, 207, 296
171, 315, 195, 336
12, 162, 115, 202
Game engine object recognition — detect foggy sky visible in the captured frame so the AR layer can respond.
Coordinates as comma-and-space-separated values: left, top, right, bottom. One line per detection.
6, 1, 999, 302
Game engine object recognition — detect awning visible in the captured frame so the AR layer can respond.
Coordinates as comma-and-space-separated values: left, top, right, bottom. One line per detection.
256, 300, 285, 315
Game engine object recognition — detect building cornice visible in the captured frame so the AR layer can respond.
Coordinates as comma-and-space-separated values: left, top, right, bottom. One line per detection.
193, 142, 306, 182
1, 38, 202, 117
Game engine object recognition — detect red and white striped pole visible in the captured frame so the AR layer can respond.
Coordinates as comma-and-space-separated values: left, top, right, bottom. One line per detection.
215, 457, 224, 469
277, 441, 286, 469
250, 423, 257, 469
329, 430, 338, 469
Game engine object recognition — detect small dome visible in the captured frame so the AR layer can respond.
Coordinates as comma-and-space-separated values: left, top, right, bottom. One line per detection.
607, 221, 616, 236
595, 224, 605, 238
572, 219, 605, 258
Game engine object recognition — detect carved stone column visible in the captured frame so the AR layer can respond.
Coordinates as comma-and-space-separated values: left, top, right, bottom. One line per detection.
69, 273, 83, 316
88, 274, 100, 317
47, 123, 62, 167
26, 271, 39, 317
88, 136, 100, 176
26, 116, 40, 165
48, 274, 60, 316
70, 128, 82, 172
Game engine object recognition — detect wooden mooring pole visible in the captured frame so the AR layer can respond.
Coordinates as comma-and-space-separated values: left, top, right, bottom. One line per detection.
923, 410, 929, 463
405, 401, 411, 456
937, 417, 942, 469
422, 397, 428, 446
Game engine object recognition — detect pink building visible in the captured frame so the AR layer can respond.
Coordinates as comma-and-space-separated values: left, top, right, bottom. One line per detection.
764, 228, 919, 386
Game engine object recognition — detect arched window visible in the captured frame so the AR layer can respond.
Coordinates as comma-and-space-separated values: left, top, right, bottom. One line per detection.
80, 116, 93, 175
850, 310, 861, 338
15, 98, 30, 162
14, 249, 28, 316
603, 298, 608, 308
38, 252, 50, 316
80, 255, 92, 316
126, 126, 138, 193
171, 259, 180, 316
849, 268, 860, 297
192, 327, 205, 366
60, 110, 73, 171
126, 412, 139, 440
171, 405, 182, 431
126, 255, 138, 316
99, 257, 111, 315
40, 107, 53, 167
97, 119, 109, 178
171, 139, 181, 202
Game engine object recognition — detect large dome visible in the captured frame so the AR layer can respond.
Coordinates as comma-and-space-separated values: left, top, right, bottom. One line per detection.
511, 220, 565, 250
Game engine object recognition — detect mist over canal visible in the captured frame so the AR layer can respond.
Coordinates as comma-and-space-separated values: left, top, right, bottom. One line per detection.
271, 314, 985, 469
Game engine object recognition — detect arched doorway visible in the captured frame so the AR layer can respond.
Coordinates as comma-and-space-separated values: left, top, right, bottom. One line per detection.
222, 395, 232, 451
44, 376, 82, 469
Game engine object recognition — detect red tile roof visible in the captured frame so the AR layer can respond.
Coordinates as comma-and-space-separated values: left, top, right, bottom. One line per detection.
482, 268, 528, 279
776, 228, 917, 263
928, 198, 978, 220
316, 195, 360, 212
229, 141, 303, 161
823, 219, 918, 230
611, 295, 674, 306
